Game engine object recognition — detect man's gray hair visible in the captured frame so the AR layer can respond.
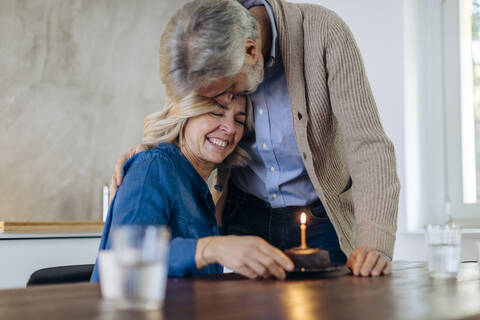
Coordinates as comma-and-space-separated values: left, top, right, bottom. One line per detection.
160, 0, 258, 99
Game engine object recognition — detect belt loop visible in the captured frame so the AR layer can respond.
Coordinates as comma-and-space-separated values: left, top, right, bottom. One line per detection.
230, 182, 246, 206
239, 188, 247, 206
308, 199, 324, 217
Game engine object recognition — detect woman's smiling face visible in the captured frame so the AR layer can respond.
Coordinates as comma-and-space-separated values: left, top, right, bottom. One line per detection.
181, 96, 246, 176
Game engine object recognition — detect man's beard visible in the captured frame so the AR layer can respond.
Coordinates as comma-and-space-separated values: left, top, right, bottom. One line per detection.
240, 57, 264, 94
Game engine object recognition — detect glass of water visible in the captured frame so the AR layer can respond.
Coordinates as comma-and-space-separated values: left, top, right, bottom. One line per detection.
112, 225, 170, 311
424, 224, 462, 279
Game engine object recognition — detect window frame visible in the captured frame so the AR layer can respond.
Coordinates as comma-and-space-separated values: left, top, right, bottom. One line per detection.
443, 0, 480, 225
404, 0, 480, 231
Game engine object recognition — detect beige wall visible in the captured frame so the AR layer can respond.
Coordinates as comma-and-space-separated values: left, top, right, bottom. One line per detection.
0, 0, 188, 221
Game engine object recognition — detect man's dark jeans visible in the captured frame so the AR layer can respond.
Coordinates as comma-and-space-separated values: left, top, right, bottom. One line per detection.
223, 183, 347, 266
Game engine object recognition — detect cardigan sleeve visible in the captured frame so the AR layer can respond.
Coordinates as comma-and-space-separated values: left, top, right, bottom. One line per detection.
90, 153, 198, 282
324, 11, 400, 257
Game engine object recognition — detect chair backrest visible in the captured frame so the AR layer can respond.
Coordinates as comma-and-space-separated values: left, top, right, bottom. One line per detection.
26, 264, 94, 286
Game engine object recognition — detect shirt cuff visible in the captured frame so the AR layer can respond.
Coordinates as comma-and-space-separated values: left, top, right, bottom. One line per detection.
168, 238, 198, 276
380, 251, 392, 261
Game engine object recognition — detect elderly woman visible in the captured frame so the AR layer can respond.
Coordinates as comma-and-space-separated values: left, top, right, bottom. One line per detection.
90, 94, 293, 281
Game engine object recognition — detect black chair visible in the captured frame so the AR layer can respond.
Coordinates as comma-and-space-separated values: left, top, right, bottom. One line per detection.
26, 264, 94, 286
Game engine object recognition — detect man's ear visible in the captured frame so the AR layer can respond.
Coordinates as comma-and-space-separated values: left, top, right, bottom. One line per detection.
244, 39, 259, 64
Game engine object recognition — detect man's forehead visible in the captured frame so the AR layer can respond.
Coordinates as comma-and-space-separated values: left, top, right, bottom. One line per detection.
196, 77, 235, 98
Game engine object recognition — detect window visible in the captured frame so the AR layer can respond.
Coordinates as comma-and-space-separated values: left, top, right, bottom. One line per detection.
442, 0, 480, 224
470, 0, 480, 202
404, 0, 480, 230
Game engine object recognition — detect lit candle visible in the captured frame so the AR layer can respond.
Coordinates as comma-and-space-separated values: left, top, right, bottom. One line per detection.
300, 212, 307, 249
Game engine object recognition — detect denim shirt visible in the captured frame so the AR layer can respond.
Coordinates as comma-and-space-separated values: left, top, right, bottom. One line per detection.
91, 143, 222, 282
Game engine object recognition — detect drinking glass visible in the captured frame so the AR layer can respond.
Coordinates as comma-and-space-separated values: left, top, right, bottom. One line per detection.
112, 225, 170, 311
98, 250, 121, 299
424, 224, 461, 279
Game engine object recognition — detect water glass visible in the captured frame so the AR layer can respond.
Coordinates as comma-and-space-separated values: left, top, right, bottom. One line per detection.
112, 225, 170, 311
424, 224, 461, 279
98, 250, 121, 299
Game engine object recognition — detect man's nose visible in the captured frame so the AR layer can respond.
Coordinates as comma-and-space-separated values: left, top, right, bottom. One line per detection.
215, 92, 233, 106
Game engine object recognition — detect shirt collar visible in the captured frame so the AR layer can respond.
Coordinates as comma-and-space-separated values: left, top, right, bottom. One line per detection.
240, 0, 278, 68
168, 143, 210, 198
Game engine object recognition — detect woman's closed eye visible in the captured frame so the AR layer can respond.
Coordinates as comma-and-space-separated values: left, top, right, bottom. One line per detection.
210, 112, 224, 117
210, 112, 244, 125
211, 104, 226, 117
211, 102, 245, 126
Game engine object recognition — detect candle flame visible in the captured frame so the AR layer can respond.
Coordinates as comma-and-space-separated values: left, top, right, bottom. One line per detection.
300, 212, 306, 224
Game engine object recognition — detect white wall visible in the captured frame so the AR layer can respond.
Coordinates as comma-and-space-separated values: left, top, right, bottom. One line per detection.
0, 235, 100, 289
0, 0, 189, 221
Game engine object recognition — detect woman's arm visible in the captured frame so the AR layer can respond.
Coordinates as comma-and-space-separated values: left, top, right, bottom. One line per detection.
105, 152, 200, 277
106, 151, 294, 279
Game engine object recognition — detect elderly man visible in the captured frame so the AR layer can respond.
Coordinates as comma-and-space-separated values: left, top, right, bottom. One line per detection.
112, 0, 400, 278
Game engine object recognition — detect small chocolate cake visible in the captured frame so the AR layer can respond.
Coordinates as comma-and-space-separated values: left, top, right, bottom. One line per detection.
284, 247, 331, 270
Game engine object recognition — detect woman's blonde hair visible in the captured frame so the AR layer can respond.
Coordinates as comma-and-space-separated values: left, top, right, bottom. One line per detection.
142, 94, 253, 168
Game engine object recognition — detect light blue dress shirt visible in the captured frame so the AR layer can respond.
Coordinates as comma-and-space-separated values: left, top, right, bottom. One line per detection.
232, 0, 319, 208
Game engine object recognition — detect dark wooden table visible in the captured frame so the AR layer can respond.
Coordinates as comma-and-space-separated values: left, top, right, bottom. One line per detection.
2, 262, 480, 320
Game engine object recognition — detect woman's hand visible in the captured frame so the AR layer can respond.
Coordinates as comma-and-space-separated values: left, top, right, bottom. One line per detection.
196, 236, 294, 280
109, 144, 149, 203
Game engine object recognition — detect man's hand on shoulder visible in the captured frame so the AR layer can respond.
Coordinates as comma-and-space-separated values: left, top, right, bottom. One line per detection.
346, 247, 392, 277
109, 144, 150, 203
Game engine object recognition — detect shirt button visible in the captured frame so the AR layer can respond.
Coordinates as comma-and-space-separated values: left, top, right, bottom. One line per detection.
258, 108, 264, 115
262, 143, 268, 150
272, 193, 277, 199
270, 167, 275, 172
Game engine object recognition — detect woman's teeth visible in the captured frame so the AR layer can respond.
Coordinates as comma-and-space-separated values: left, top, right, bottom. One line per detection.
208, 138, 228, 147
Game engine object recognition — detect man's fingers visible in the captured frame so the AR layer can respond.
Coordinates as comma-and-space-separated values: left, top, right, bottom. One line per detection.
360, 251, 380, 277
114, 145, 149, 185
370, 256, 387, 276
109, 177, 117, 204
348, 249, 368, 276
114, 147, 136, 186
134, 144, 148, 154
112, 145, 150, 193
348, 248, 393, 277
114, 154, 128, 186
382, 261, 392, 275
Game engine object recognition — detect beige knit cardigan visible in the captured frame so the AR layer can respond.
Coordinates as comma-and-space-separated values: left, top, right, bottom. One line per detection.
212, 0, 400, 258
